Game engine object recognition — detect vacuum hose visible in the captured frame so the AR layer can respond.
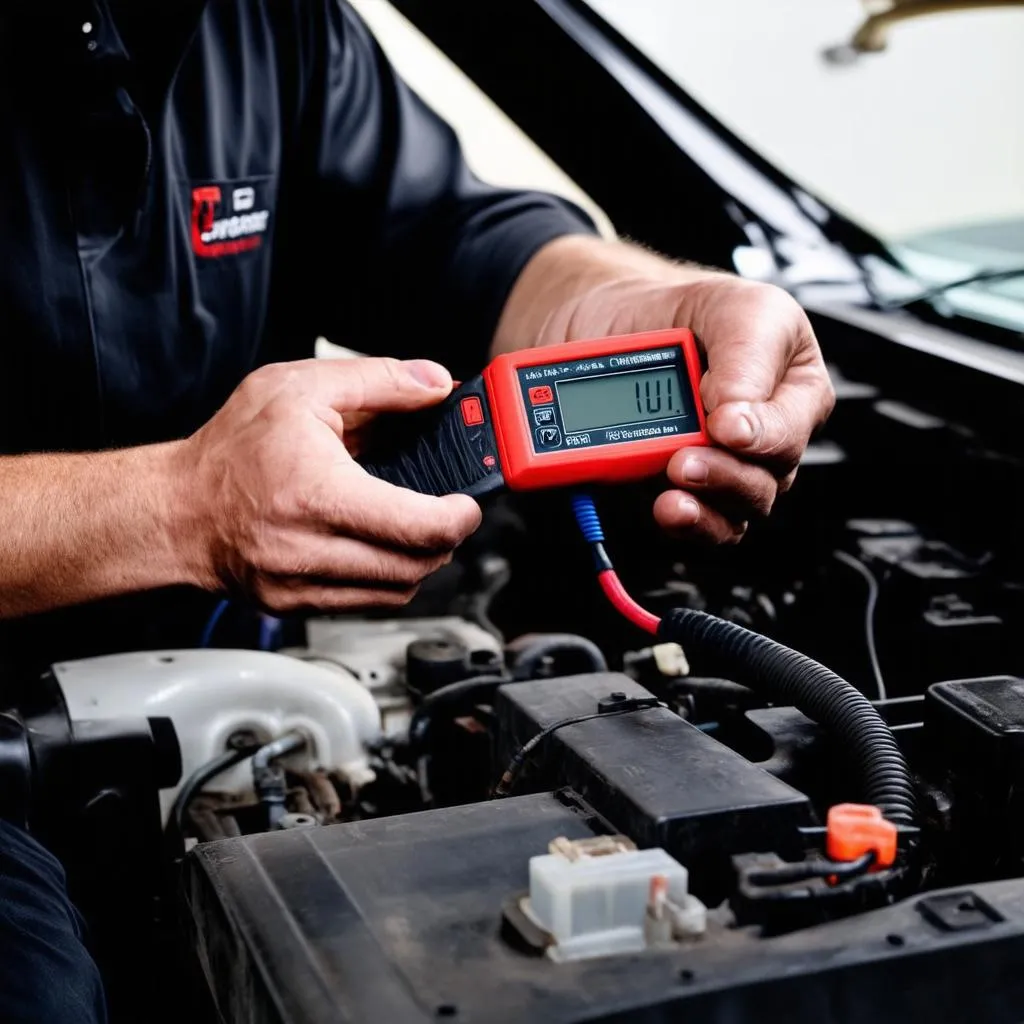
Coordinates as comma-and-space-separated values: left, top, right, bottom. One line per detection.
659, 608, 917, 826
508, 633, 608, 680
408, 675, 507, 752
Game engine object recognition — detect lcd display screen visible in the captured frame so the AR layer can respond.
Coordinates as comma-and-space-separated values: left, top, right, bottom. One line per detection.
556, 367, 687, 434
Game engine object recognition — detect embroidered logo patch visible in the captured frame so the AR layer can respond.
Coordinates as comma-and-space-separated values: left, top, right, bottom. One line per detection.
190, 182, 271, 258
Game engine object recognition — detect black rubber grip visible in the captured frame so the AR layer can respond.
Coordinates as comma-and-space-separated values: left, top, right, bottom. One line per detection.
358, 376, 505, 498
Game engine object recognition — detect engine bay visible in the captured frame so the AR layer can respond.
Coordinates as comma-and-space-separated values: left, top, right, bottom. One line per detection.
1, 338, 1023, 1023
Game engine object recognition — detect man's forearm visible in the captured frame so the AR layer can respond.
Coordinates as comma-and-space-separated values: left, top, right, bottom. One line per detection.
492, 235, 723, 356
0, 444, 195, 618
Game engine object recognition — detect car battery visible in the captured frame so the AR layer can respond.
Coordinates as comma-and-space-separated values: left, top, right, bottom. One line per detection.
495, 672, 812, 900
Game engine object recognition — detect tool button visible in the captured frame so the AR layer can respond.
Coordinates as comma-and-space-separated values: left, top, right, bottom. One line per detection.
460, 396, 484, 426
533, 407, 555, 426
536, 426, 562, 448
528, 385, 554, 405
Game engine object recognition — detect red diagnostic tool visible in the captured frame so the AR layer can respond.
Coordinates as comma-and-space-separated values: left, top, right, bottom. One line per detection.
359, 328, 707, 496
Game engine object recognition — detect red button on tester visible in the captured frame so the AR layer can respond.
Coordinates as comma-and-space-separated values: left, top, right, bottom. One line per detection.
460, 397, 484, 426
825, 803, 897, 870
528, 385, 554, 405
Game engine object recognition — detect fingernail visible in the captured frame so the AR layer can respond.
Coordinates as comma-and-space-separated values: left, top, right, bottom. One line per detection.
731, 405, 759, 447
677, 497, 700, 524
682, 457, 708, 484
405, 359, 451, 389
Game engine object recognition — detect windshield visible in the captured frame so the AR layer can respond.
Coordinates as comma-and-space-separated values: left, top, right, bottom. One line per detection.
585, 0, 1024, 332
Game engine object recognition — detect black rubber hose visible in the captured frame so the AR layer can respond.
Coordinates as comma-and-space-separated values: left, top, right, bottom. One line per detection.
408, 632, 609, 752
166, 743, 260, 845
659, 608, 917, 825
408, 675, 508, 752
507, 633, 608, 680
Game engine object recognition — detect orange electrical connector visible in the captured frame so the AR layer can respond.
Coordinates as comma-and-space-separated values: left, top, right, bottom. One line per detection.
825, 803, 898, 870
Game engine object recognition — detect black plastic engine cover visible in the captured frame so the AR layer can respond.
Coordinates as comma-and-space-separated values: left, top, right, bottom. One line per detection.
495, 673, 811, 898
186, 788, 1024, 1024
926, 676, 1024, 873
927, 676, 1024, 782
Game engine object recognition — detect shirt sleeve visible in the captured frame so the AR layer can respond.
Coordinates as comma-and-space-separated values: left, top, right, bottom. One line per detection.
283, 0, 599, 378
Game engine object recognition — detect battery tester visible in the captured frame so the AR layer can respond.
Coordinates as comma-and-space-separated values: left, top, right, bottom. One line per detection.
358, 328, 708, 635
360, 328, 707, 497
200, 330, 706, 649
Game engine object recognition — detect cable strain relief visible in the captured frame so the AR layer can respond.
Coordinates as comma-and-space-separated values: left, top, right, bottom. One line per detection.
571, 493, 605, 544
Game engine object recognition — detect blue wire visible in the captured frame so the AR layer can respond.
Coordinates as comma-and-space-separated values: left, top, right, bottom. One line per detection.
199, 599, 230, 648
571, 492, 604, 544
258, 614, 281, 652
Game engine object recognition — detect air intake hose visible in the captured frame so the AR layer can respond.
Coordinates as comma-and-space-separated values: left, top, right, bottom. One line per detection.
658, 608, 916, 826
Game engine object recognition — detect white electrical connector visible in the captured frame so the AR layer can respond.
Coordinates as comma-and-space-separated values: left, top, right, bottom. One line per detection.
522, 835, 706, 962
652, 642, 690, 678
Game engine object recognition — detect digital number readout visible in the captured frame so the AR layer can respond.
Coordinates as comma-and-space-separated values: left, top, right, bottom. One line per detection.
556, 367, 685, 434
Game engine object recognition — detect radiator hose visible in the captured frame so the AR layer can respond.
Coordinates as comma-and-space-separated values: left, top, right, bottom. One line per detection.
658, 607, 917, 826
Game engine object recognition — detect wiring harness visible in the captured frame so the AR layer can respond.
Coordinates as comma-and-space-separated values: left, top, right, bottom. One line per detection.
570, 492, 917, 830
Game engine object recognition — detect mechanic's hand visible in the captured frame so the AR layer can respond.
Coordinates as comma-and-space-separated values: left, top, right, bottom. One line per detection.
173, 357, 481, 612
654, 277, 835, 543
536, 268, 835, 544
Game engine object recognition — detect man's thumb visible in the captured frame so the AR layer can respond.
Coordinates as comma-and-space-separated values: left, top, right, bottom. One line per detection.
319, 357, 454, 414
708, 401, 763, 451
401, 359, 454, 392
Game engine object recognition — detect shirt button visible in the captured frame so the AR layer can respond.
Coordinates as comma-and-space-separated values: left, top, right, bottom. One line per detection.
80, 11, 98, 50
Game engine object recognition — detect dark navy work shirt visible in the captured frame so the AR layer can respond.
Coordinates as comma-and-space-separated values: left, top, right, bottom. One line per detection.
0, 0, 593, 452
0, 1, 594, 667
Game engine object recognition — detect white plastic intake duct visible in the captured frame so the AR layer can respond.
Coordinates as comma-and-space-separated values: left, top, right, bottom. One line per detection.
53, 649, 382, 824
